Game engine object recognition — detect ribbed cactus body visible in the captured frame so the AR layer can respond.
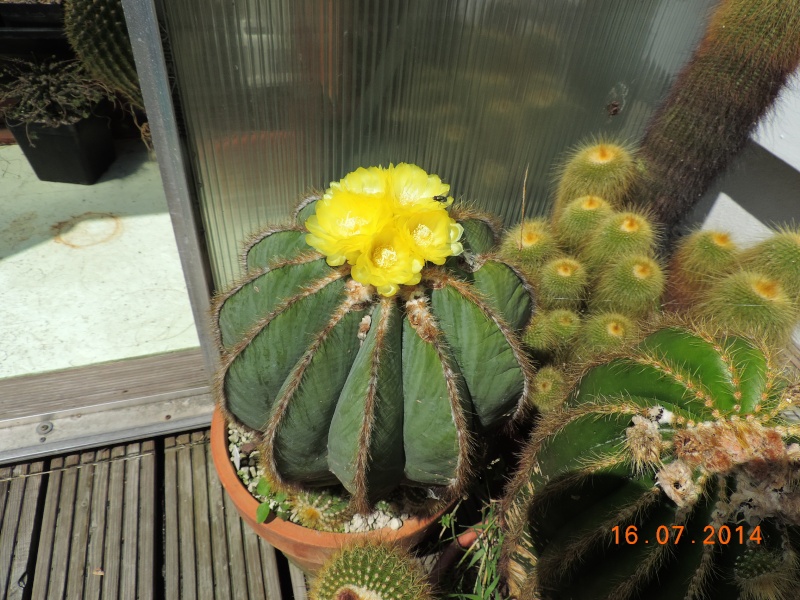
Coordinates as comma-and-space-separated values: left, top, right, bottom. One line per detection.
502, 325, 800, 599
633, 0, 800, 229
64, 0, 144, 109
311, 544, 433, 600
214, 203, 534, 511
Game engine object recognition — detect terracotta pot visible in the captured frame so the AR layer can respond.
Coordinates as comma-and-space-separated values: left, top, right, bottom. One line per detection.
210, 407, 447, 574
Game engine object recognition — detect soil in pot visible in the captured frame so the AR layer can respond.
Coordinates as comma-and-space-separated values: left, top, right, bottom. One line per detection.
210, 407, 449, 575
8, 111, 116, 184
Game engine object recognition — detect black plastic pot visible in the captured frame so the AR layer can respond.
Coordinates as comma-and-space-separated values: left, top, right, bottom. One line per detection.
8, 113, 116, 185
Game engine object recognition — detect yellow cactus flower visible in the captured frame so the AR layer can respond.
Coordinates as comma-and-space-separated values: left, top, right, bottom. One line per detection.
400, 207, 464, 265
351, 226, 424, 297
325, 165, 390, 199
388, 163, 453, 213
305, 190, 392, 266
306, 164, 461, 293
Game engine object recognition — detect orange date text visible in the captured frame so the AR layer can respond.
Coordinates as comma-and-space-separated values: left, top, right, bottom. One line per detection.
611, 524, 762, 545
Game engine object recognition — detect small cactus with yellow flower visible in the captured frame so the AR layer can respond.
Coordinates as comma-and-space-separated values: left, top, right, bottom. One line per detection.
213, 164, 535, 514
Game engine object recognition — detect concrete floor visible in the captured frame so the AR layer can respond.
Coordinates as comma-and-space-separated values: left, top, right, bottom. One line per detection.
0, 140, 200, 379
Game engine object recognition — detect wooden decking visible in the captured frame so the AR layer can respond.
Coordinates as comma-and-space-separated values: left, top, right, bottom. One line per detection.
0, 431, 307, 600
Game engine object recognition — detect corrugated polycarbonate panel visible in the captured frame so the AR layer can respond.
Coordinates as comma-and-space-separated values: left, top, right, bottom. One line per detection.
160, 0, 716, 286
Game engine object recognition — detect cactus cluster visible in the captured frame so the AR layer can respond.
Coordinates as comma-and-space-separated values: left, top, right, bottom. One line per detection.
499, 140, 663, 412
502, 322, 800, 600
213, 165, 534, 514
668, 227, 800, 347
310, 543, 434, 600
64, 0, 144, 110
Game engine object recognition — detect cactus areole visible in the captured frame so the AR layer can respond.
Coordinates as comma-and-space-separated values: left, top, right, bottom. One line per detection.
213, 165, 534, 513
502, 324, 800, 600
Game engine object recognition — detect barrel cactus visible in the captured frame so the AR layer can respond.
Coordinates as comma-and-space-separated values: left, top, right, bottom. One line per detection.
213, 164, 534, 513
502, 322, 800, 599
310, 543, 434, 600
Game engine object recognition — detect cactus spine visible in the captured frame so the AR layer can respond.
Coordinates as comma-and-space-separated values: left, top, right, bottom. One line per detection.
502, 324, 800, 600
632, 0, 800, 230
64, 0, 144, 109
213, 193, 534, 513
310, 543, 434, 600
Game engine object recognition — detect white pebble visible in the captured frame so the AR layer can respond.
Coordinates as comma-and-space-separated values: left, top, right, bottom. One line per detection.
231, 446, 241, 470
388, 518, 402, 530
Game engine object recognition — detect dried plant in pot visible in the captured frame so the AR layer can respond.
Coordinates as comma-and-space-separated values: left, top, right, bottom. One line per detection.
0, 57, 115, 184
210, 163, 536, 574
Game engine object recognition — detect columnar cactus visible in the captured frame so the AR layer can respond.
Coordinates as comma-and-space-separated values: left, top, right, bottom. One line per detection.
213, 165, 534, 513
310, 543, 434, 600
632, 0, 800, 230
502, 323, 800, 599
64, 0, 144, 109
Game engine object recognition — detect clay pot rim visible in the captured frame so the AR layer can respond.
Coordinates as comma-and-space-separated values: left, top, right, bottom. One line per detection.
210, 405, 448, 550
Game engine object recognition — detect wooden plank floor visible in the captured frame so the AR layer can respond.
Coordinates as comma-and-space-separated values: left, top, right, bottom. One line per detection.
0, 431, 306, 600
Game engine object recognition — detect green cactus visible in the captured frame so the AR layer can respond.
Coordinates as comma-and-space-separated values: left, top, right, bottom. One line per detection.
64, 0, 144, 109
289, 489, 351, 532
581, 211, 657, 272
523, 309, 581, 361
696, 271, 799, 347
553, 195, 614, 253
591, 255, 665, 318
572, 312, 638, 361
501, 324, 800, 600
536, 256, 588, 311
632, 0, 800, 230
666, 229, 740, 310
499, 219, 559, 272
529, 367, 568, 413
553, 140, 637, 218
740, 227, 800, 300
310, 543, 434, 600
213, 200, 534, 513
